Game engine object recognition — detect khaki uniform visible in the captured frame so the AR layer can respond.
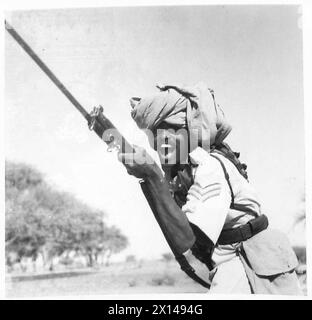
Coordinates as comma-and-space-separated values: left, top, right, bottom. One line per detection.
180, 147, 302, 295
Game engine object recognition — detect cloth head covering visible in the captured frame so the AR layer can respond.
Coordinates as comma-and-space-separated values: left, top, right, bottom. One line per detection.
130, 82, 232, 148
130, 89, 189, 130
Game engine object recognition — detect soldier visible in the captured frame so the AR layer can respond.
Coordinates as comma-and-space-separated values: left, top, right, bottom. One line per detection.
118, 82, 302, 295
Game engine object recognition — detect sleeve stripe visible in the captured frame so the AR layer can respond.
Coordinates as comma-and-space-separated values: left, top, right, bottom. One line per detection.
201, 182, 222, 190
187, 189, 202, 200
187, 185, 222, 202
202, 190, 221, 201
201, 186, 222, 196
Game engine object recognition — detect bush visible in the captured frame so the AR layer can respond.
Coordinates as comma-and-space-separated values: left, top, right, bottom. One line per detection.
162, 253, 174, 262
59, 256, 74, 266
150, 274, 176, 286
128, 279, 137, 287
125, 255, 136, 263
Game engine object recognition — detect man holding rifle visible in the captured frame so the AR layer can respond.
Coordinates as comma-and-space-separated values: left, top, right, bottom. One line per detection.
118, 82, 302, 295
5, 20, 302, 295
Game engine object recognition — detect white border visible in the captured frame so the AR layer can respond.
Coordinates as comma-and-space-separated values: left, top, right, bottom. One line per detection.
1, 0, 311, 300
0, 5, 5, 302
302, 0, 312, 300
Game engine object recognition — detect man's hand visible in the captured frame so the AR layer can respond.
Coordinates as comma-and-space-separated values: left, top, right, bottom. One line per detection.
118, 145, 163, 180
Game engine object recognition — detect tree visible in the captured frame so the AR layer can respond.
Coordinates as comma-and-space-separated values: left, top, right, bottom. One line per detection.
5, 161, 43, 192
102, 226, 128, 266
5, 161, 129, 271
5, 162, 48, 270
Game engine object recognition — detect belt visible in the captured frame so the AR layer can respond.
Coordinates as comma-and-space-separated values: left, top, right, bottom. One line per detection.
217, 214, 269, 245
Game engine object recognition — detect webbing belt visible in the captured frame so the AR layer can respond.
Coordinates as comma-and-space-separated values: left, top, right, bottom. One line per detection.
218, 214, 269, 245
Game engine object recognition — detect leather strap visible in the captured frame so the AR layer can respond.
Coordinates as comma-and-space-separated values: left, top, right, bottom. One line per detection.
210, 152, 269, 245
210, 153, 235, 207
176, 255, 211, 289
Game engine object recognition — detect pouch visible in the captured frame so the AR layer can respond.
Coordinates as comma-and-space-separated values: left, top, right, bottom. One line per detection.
241, 228, 298, 276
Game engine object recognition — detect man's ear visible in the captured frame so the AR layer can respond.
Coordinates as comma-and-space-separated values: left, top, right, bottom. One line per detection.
130, 97, 141, 109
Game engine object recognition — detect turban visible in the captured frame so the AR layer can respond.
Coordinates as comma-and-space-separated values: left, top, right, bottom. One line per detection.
130, 82, 232, 148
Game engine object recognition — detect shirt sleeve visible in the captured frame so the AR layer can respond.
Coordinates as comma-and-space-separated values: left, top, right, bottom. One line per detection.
182, 155, 232, 244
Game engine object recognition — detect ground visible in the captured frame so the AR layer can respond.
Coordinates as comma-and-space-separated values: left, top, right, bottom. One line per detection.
6, 259, 306, 298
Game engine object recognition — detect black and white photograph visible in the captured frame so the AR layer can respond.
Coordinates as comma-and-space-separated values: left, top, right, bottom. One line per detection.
2, 1, 311, 300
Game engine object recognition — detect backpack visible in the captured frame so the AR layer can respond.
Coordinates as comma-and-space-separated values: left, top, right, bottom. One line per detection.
211, 142, 249, 180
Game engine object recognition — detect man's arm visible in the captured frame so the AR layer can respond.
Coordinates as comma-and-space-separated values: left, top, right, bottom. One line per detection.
118, 146, 196, 255
141, 175, 196, 254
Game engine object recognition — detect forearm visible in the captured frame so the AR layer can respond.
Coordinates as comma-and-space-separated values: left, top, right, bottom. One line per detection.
142, 173, 195, 254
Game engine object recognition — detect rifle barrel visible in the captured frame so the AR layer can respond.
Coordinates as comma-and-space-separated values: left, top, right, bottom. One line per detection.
5, 20, 91, 123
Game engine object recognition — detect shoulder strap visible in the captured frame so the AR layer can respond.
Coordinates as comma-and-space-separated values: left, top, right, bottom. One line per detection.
210, 153, 235, 208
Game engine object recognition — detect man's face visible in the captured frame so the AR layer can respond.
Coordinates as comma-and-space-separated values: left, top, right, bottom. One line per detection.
147, 123, 189, 165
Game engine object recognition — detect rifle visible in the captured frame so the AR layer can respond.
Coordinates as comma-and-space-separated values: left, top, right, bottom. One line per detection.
5, 21, 211, 289
5, 20, 133, 154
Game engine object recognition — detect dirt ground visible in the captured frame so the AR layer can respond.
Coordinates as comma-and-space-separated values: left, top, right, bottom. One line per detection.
6, 259, 307, 298
6, 260, 208, 298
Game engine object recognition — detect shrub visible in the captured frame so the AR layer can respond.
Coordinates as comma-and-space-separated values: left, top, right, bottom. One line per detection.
125, 255, 136, 263
150, 274, 176, 286
59, 256, 74, 266
162, 253, 174, 262
128, 279, 137, 287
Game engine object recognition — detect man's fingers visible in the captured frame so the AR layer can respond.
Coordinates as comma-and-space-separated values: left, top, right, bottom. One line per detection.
132, 144, 143, 152
132, 145, 147, 157
118, 152, 135, 164
117, 151, 123, 162
119, 145, 153, 169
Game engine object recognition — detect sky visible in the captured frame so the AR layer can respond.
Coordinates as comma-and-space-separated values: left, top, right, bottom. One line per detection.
4, 5, 305, 260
